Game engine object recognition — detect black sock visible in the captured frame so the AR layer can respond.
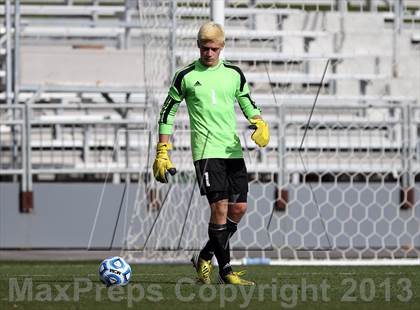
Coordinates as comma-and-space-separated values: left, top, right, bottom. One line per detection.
226, 217, 238, 235
199, 241, 214, 261
208, 223, 233, 276
200, 218, 238, 261
224, 218, 238, 263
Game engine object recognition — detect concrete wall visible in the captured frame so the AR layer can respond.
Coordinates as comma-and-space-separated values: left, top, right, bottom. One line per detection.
0, 183, 137, 248
21, 47, 148, 88
1, 182, 419, 250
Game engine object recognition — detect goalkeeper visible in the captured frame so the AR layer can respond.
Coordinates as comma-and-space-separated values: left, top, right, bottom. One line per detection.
153, 22, 269, 285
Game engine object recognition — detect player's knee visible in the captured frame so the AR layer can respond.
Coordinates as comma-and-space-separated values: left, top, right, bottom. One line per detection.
210, 196, 229, 219
211, 204, 227, 217
230, 203, 247, 217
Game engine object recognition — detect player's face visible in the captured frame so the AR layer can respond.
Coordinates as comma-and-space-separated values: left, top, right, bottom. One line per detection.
198, 41, 224, 67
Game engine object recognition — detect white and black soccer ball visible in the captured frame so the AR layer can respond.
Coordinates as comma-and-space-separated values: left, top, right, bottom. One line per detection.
99, 256, 132, 286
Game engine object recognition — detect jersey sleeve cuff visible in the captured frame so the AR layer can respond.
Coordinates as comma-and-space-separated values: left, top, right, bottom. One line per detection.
247, 110, 261, 120
159, 124, 174, 135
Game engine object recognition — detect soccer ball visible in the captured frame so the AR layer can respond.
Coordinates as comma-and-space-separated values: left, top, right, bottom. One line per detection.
99, 256, 132, 286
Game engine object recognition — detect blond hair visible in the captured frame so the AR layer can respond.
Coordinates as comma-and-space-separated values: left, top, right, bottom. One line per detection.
197, 22, 225, 45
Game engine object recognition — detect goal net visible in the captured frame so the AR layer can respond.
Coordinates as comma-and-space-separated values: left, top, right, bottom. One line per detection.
122, 0, 420, 265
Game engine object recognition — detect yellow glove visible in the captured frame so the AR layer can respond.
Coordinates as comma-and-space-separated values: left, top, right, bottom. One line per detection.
153, 142, 176, 183
249, 118, 270, 147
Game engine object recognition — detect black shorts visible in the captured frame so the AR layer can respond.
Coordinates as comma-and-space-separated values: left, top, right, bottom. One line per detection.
194, 158, 248, 204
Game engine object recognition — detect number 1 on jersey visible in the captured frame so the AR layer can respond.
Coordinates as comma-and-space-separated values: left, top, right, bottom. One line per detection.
211, 89, 217, 105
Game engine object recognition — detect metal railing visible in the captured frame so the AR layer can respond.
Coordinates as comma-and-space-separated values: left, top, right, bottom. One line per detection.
1, 100, 418, 190
0, 105, 24, 177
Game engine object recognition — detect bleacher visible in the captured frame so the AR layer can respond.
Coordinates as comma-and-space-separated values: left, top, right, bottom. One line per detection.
0, 0, 419, 181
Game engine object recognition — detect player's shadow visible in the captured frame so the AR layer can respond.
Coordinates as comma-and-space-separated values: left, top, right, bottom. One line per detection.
132, 277, 197, 285
131, 280, 183, 285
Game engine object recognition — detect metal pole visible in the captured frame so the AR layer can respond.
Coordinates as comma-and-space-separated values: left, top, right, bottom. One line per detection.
123, 0, 130, 49
21, 105, 27, 192
5, 0, 12, 106
5, 0, 19, 181
211, 0, 225, 59
211, 0, 225, 26
400, 101, 415, 209
407, 102, 413, 190
25, 102, 32, 192
23, 90, 42, 194
125, 127, 130, 173
278, 105, 286, 189
113, 128, 121, 184
401, 104, 408, 189
14, 0, 20, 105
13, 1, 21, 180
402, 102, 413, 189
334, 0, 346, 53
392, 0, 402, 78
169, 0, 177, 78
124, 0, 137, 49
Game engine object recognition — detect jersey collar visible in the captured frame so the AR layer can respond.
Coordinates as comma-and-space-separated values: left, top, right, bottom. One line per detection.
196, 59, 223, 71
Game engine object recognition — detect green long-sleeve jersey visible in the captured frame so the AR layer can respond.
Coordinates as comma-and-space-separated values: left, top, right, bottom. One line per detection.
158, 59, 261, 161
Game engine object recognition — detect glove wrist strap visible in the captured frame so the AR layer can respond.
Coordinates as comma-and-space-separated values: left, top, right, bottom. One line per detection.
157, 142, 172, 152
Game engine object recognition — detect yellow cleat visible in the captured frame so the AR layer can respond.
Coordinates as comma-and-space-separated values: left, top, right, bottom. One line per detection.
218, 270, 255, 286
191, 253, 213, 284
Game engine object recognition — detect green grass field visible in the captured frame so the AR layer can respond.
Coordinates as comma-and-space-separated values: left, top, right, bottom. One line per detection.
0, 261, 419, 309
